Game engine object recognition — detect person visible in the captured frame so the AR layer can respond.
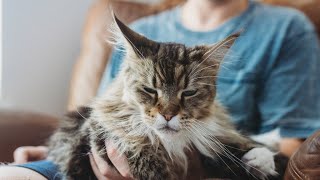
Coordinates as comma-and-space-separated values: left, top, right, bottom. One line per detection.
1, 0, 320, 179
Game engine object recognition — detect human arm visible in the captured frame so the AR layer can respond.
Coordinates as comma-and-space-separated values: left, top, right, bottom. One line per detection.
12, 142, 133, 180
279, 138, 304, 157
13, 146, 48, 164
67, 0, 112, 111
12, 141, 206, 180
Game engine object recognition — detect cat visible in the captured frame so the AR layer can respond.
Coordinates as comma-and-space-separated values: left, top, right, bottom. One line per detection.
47, 15, 288, 180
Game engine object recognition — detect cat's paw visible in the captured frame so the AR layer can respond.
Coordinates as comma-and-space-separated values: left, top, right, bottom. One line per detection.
241, 147, 277, 179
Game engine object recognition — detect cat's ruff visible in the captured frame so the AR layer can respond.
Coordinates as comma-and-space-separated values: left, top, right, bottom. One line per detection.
47, 15, 287, 180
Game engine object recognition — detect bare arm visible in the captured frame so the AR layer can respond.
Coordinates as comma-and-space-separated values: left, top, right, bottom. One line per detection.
279, 138, 304, 157
67, 0, 113, 111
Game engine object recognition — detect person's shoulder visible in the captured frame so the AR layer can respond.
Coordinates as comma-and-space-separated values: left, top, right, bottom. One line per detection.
129, 7, 178, 37
253, 2, 315, 35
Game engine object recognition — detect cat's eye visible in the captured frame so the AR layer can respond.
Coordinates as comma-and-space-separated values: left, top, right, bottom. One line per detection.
143, 87, 157, 94
182, 90, 198, 97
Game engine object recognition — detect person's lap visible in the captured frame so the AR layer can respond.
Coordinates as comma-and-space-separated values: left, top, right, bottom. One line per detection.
0, 160, 61, 180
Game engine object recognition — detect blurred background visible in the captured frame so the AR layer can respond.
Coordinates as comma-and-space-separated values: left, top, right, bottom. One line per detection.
2, 0, 92, 116
0, 0, 319, 163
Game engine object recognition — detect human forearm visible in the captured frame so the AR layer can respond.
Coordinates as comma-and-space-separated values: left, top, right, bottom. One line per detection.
67, 0, 113, 111
279, 138, 304, 157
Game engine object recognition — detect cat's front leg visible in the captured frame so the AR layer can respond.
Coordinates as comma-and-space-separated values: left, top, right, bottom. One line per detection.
241, 147, 288, 180
201, 140, 288, 180
126, 146, 179, 180
241, 147, 277, 179
48, 107, 97, 180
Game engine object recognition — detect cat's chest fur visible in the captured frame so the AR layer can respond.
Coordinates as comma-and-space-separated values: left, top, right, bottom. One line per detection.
86, 89, 238, 180
88, 96, 192, 177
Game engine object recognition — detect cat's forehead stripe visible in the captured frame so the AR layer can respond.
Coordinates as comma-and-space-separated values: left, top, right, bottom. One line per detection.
153, 44, 189, 87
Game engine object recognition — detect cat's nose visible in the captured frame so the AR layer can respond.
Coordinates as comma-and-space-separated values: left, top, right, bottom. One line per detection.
163, 114, 174, 121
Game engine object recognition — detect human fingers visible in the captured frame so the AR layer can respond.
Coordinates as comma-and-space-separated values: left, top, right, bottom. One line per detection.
91, 148, 123, 179
106, 140, 133, 179
13, 146, 48, 164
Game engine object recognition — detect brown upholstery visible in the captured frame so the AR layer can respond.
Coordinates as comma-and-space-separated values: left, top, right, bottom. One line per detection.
284, 130, 320, 180
0, 110, 58, 162
1, 0, 320, 162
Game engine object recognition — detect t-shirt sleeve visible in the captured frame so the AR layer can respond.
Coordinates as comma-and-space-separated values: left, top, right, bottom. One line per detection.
258, 17, 320, 138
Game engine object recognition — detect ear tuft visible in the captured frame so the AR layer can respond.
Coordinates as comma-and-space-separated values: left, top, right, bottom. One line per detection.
203, 31, 242, 65
113, 14, 133, 41
214, 31, 242, 50
108, 13, 159, 59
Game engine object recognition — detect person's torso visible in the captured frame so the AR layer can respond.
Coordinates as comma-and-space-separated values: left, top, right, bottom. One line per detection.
105, 0, 313, 134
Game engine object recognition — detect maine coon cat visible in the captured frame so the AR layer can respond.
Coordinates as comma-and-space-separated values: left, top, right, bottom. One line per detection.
48, 15, 288, 180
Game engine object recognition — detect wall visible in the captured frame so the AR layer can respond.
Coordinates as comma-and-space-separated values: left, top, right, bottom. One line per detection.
3, 0, 92, 116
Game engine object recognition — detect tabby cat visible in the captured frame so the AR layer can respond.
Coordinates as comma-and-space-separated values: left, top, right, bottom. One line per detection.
48, 15, 288, 180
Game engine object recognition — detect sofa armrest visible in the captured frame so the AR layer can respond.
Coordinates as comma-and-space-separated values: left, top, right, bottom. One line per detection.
0, 109, 58, 162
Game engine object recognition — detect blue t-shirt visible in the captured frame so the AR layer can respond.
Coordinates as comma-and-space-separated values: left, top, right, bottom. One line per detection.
98, 0, 320, 138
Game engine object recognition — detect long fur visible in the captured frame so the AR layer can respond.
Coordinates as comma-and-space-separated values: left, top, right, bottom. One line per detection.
47, 16, 288, 180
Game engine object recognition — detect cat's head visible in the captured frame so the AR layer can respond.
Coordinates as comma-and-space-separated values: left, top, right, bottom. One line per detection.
111, 16, 239, 138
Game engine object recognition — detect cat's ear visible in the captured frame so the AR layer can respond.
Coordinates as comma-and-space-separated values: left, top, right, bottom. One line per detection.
110, 14, 159, 58
204, 32, 241, 65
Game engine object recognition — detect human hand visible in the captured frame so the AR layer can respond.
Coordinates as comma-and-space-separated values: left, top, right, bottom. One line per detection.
90, 140, 133, 180
90, 141, 207, 180
13, 146, 48, 164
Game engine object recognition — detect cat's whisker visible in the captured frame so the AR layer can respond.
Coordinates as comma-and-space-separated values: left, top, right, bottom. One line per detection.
192, 75, 219, 79
196, 82, 220, 87
187, 125, 238, 176
190, 120, 267, 179
189, 75, 221, 83
194, 121, 245, 155
195, 122, 247, 152
190, 122, 253, 169
189, 64, 219, 79
190, 122, 239, 163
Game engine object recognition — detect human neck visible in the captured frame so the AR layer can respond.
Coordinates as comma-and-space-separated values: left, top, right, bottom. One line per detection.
181, 0, 249, 32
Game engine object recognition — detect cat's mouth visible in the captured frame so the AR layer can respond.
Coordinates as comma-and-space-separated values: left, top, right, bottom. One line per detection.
157, 125, 179, 134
